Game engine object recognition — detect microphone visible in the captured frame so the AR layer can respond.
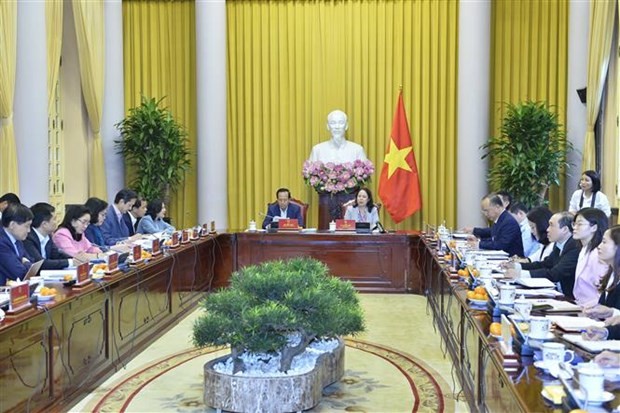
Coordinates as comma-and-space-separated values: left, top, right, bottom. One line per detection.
258, 212, 274, 219
258, 212, 278, 229
373, 221, 387, 234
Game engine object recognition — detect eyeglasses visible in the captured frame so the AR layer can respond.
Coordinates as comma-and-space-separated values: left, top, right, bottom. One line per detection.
573, 221, 592, 228
76, 218, 90, 226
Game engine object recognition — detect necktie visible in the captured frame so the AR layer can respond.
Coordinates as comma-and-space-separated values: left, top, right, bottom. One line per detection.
14, 240, 20, 257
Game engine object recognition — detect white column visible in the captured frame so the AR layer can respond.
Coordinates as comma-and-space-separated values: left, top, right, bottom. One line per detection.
565, 0, 589, 204
457, 0, 491, 227
102, 0, 125, 200
196, 0, 228, 229
14, 1, 48, 205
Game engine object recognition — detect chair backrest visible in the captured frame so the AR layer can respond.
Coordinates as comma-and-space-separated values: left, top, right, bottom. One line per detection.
341, 200, 382, 217
611, 207, 619, 227
269, 198, 309, 227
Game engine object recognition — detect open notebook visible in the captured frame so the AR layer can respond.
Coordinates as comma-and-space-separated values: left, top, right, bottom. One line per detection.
562, 334, 620, 353
546, 316, 605, 332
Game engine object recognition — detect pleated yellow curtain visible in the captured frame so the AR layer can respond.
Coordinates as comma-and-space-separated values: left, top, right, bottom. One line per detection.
227, 0, 459, 230
490, 0, 569, 210
583, 0, 616, 171
46, 0, 63, 115
0, 2, 19, 194
72, 0, 107, 199
122, 0, 197, 228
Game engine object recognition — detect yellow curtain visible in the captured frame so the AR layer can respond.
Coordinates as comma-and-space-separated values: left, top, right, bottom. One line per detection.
227, 0, 459, 230
490, 0, 569, 210
0, 2, 19, 194
122, 0, 197, 228
73, 0, 107, 199
47, 0, 63, 118
583, 0, 616, 171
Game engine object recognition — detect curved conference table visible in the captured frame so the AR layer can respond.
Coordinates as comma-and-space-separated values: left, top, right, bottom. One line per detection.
0, 231, 618, 412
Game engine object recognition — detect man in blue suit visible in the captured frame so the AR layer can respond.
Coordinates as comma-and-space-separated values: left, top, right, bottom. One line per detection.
262, 188, 304, 229
101, 189, 138, 246
465, 193, 524, 257
0, 203, 33, 285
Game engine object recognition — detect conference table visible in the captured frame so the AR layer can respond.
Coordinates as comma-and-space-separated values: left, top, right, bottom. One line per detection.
0, 230, 618, 412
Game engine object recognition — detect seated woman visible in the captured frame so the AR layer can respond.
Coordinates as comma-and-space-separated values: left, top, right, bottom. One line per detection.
344, 187, 379, 229
136, 199, 175, 235
52, 205, 103, 260
569, 170, 612, 217
572, 208, 609, 307
84, 197, 109, 251
582, 226, 620, 330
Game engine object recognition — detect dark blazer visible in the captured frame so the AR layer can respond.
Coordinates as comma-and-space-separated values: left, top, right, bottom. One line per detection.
599, 279, 620, 339
23, 230, 71, 271
84, 224, 108, 251
122, 213, 140, 237
262, 203, 303, 229
521, 237, 580, 299
473, 210, 524, 257
0, 228, 32, 285
101, 205, 130, 246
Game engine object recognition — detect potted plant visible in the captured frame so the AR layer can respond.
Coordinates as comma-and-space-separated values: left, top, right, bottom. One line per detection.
193, 257, 365, 412
481, 101, 573, 208
114, 96, 191, 203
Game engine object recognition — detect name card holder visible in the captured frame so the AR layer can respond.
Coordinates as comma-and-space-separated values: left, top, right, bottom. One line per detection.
73, 262, 92, 288
7, 282, 32, 316
170, 232, 180, 249
277, 219, 299, 231
130, 245, 143, 265
181, 230, 190, 244
151, 238, 162, 256
335, 219, 356, 232
105, 252, 121, 275
499, 315, 520, 371
191, 228, 200, 240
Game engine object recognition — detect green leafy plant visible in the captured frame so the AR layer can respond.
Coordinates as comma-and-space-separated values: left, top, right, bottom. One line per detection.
115, 96, 191, 202
482, 101, 573, 208
192, 257, 365, 373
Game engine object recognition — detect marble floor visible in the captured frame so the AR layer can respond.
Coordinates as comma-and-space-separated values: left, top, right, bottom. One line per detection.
70, 294, 470, 412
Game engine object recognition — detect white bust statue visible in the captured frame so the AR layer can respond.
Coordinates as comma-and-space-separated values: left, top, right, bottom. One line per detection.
308, 110, 367, 164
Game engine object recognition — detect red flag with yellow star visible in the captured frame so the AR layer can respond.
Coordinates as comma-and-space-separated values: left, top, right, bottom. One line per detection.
378, 92, 422, 223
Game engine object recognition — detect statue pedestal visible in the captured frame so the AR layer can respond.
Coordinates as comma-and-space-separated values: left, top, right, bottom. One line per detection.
318, 192, 355, 230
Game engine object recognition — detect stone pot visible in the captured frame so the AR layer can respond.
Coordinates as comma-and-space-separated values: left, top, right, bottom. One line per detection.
204, 338, 345, 413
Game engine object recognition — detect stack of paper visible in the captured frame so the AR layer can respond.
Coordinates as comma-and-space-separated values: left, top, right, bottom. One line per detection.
546, 316, 604, 332
562, 334, 620, 353
516, 278, 556, 288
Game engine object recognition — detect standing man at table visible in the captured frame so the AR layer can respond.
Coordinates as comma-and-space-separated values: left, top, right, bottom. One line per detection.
463, 193, 524, 257
0, 204, 33, 285
262, 188, 304, 229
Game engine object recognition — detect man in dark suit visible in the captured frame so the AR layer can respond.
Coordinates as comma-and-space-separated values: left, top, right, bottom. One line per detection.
123, 198, 146, 236
0, 203, 33, 285
262, 188, 304, 229
0, 192, 21, 220
506, 211, 580, 299
23, 203, 75, 270
101, 188, 138, 246
465, 193, 524, 257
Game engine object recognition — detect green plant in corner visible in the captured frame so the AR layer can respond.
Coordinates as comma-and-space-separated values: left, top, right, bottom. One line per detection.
115, 96, 191, 203
481, 101, 573, 208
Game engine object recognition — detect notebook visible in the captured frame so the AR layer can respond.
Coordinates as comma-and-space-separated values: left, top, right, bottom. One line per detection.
515, 278, 556, 289
562, 334, 620, 353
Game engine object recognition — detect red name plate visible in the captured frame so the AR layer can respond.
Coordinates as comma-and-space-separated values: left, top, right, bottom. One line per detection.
133, 245, 142, 262
278, 219, 299, 229
9, 282, 30, 311
152, 238, 161, 255
335, 219, 356, 231
181, 230, 190, 243
171, 232, 179, 246
77, 262, 90, 284
107, 252, 119, 272
192, 228, 199, 239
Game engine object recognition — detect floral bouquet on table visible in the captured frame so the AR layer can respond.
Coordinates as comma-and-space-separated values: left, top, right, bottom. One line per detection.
302, 159, 375, 195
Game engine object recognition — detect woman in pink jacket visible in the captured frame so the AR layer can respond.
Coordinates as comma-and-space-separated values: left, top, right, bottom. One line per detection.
572, 207, 609, 306
53, 205, 102, 261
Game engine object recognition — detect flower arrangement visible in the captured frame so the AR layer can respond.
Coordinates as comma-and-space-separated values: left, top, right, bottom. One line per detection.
302, 159, 375, 195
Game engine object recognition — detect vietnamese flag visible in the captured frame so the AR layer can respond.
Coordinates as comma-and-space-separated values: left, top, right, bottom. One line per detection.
378, 92, 422, 223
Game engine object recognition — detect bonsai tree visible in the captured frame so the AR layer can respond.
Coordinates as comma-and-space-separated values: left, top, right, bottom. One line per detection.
192, 257, 365, 373
115, 96, 191, 203
482, 101, 573, 208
